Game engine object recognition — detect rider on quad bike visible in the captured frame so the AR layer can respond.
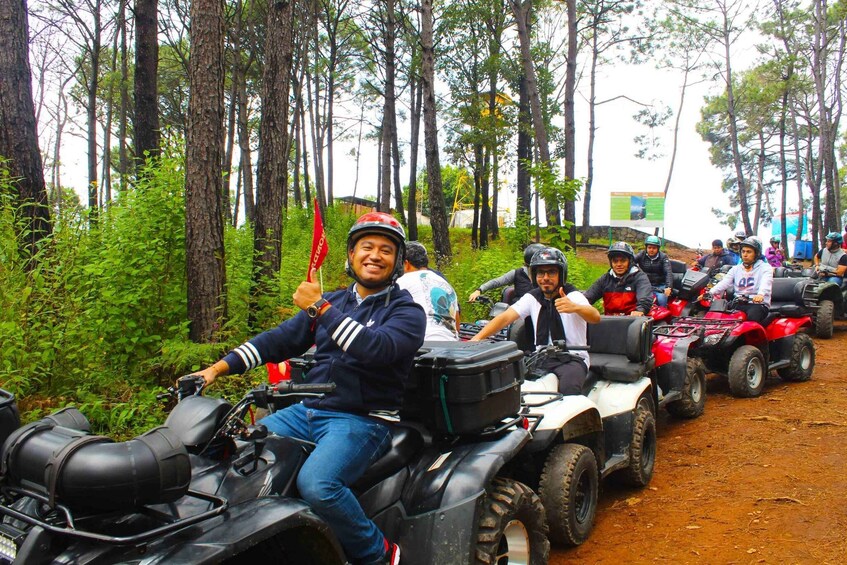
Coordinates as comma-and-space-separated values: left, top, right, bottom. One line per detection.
193, 211, 427, 565
765, 236, 786, 268
471, 247, 600, 395
584, 242, 653, 316
813, 232, 847, 285
700, 237, 773, 323
697, 239, 738, 272
634, 235, 674, 308
468, 243, 546, 305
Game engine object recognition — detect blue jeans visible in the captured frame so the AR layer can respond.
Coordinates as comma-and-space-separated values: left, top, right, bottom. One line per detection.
653, 285, 668, 308
824, 276, 843, 285
260, 403, 392, 563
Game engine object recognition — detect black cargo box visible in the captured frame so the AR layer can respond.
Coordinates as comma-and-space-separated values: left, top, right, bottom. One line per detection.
1, 388, 21, 449
403, 341, 525, 435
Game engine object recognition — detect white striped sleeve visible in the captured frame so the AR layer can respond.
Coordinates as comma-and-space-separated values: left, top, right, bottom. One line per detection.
331, 317, 365, 352
233, 342, 261, 371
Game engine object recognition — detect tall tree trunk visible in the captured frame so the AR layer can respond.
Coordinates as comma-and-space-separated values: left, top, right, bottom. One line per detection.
254, 0, 295, 280
118, 0, 129, 191
582, 30, 599, 243
102, 23, 117, 206
222, 0, 242, 226
185, 0, 227, 343
564, 0, 577, 248
236, 55, 255, 222
479, 144, 490, 248
516, 74, 532, 220
134, 0, 160, 164
86, 1, 102, 220
0, 0, 52, 264
421, 0, 450, 265
720, 12, 752, 235
511, 1, 561, 226
407, 76, 422, 241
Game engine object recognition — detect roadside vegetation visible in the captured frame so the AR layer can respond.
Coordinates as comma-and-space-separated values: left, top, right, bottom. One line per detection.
1, 158, 606, 438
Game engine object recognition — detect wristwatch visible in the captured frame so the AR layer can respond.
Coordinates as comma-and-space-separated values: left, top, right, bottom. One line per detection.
307, 298, 329, 319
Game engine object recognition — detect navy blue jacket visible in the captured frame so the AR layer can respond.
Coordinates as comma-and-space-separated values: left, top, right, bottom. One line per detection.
223, 284, 426, 414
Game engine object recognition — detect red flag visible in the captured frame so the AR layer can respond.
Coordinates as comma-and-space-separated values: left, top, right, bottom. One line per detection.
307, 199, 328, 282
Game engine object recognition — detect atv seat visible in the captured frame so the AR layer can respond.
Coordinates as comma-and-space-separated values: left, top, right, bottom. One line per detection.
353, 423, 425, 493
586, 316, 654, 383
670, 260, 687, 292
766, 278, 812, 323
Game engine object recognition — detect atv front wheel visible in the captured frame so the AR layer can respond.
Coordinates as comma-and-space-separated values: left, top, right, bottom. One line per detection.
538, 443, 599, 546
620, 396, 656, 487
475, 478, 550, 565
728, 345, 766, 397
777, 333, 815, 382
666, 357, 707, 419
814, 299, 834, 339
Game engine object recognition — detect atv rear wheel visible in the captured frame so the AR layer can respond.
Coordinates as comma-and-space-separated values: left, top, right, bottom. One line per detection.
777, 333, 815, 382
814, 299, 834, 339
475, 477, 550, 565
620, 396, 656, 487
728, 345, 766, 397
538, 443, 599, 546
666, 357, 707, 419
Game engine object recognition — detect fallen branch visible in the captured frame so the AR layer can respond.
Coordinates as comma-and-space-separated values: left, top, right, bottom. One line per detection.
755, 496, 804, 505
805, 420, 846, 427
749, 415, 782, 422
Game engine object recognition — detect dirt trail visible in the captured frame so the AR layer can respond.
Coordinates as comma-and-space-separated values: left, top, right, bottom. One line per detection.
550, 324, 847, 564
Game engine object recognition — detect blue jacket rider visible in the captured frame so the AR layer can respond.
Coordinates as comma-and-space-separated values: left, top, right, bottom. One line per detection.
195, 212, 426, 565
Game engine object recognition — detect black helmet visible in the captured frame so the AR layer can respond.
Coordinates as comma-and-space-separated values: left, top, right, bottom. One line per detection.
523, 243, 547, 266
530, 247, 568, 284
345, 212, 406, 287
734, 229, 748, 240
607, 241, 635, 266
738, 237, 762, 261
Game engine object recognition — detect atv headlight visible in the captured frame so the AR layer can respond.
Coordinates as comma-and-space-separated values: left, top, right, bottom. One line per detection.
702, 333, 722, 347
0, 526, 20, 562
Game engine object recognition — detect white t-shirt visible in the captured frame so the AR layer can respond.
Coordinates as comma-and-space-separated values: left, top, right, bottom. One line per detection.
511, 290, 590, 368
396, 270, 459, 341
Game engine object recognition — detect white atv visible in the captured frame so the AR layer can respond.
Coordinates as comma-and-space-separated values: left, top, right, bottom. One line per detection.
513, 316, 657, 547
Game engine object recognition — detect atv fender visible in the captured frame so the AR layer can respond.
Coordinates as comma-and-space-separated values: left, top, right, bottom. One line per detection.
811, 280, 843, 308
585, 377, 652, 420
384, 428, 531, 565
525, 402, 603, 457
116, 497, 344, 565
402, 428, 530, 515
654, 335, 700, 395
529, 395, 601, 435
765, 316, 812, 341
729, 321, 768, 347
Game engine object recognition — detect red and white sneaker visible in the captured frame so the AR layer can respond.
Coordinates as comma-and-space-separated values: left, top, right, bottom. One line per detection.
386, 542, 400, 565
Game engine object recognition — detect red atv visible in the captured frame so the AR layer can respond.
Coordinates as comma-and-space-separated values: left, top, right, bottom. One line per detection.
649, 261, 712, 324
653, 294, 815, 398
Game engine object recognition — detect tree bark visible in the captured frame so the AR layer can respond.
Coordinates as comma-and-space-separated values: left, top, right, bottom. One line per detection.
254, 0, 295, 278
118, 0, 129, 191
185, 0, 227, 343
86, 0, 102, 219
407, 76, 423, 240
0, 0, 52, 264
421, 0, 451, 265
134, 0, 160, 164
564, 0, 577, 247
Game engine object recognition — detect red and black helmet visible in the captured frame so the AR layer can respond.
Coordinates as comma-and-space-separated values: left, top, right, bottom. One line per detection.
345, 212, 406, 287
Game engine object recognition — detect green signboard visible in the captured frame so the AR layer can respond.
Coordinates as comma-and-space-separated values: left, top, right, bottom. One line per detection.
610, 192, 665, 228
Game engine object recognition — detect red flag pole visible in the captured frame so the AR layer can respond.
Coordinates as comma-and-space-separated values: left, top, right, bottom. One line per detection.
307, 198, 329, 286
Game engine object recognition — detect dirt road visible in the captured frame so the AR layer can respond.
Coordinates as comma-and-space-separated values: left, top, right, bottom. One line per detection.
550, 325, 847, 564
